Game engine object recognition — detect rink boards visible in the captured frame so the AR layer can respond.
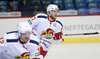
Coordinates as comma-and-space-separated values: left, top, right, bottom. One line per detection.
61, 37, 100, 43
58, 15, 100, 43
0, 15, 100, 43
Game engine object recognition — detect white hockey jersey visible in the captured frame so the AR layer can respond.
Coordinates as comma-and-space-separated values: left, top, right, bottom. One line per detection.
27, 13, 64, 51
0, 31, 42, 59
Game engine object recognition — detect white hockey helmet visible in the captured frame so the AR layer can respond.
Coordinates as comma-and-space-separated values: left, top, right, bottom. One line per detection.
17, 22, 32, 33
47, 4, 59, 16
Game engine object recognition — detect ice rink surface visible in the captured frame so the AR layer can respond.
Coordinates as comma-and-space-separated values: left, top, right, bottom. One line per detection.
44, 43, 100, 59
0, 17, 100, 59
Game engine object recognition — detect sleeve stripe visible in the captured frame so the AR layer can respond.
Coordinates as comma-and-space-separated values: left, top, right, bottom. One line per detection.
7, 39, 18, 42
37, 16, 47, 18
7, 31, 18, 34
30, 40, 39, 46
56, 20, 63, 27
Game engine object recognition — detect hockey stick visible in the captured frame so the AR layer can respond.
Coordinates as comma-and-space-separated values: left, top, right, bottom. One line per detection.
39, 32, 99, 37
64, 32, 99, 36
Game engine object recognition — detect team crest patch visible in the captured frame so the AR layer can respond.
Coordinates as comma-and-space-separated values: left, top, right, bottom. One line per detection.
41, 28, 54, 39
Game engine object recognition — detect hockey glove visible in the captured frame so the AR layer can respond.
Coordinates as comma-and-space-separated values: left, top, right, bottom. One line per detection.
54, 33, 62, 40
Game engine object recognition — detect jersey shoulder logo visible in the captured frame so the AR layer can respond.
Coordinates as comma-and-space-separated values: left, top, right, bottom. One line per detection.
27, 16, 36, 25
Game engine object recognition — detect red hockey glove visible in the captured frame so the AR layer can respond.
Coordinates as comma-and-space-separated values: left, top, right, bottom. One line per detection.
54, 33, 62, 40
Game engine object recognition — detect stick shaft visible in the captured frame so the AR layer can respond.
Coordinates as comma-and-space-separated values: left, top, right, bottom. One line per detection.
64, 32, 99, 36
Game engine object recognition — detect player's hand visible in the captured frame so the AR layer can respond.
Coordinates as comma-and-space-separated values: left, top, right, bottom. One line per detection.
54, 33, 62, 40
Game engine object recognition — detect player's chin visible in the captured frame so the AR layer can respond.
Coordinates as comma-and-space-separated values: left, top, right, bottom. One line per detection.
24, 39, 29, 42
24, 40, 28, 42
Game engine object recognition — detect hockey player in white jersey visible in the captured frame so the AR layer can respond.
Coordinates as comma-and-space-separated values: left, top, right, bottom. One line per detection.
27, 4, 64, 58
0, 22, 43, 59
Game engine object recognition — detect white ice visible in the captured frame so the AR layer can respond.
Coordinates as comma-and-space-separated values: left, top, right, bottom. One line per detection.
45, 43, 100, 59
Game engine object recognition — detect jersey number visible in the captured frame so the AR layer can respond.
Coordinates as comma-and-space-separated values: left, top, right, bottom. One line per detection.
0, 40, 4, 44
0, 37, 4, 44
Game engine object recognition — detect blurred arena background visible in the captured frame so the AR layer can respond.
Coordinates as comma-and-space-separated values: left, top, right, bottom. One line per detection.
0, 0, 100, 16
0, 0, 100, 59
